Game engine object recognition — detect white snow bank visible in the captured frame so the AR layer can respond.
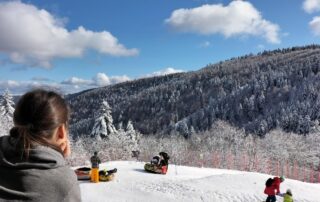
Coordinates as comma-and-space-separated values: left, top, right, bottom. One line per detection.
79, 161, 320, 202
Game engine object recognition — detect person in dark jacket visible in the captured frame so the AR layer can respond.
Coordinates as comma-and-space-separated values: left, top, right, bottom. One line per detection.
264, 176, 285, 202
0, 89, 81, 202
159, 152, 169, 167
159, 152, 170, 174
90, 151, 101, 168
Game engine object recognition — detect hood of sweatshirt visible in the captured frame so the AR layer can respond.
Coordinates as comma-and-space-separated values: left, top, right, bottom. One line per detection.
0, 135, 81, 202
0, 135, 65, 169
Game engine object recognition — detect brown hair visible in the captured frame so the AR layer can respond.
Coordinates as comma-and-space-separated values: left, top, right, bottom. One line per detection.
9, 89, 70, 157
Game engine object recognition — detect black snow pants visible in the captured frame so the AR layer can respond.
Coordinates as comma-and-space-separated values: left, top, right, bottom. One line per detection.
266, 195, 276, 202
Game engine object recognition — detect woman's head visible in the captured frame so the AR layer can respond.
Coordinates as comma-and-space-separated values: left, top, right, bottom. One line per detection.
10, 89, 71, 158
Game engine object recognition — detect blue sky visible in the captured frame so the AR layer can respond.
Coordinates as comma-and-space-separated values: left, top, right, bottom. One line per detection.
0, 0, 320, 94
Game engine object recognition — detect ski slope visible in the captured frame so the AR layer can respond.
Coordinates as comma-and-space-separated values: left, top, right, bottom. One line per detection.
79, 161, 320, 202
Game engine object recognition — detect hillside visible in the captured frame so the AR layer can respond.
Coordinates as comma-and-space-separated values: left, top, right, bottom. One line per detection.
79, 161, 320, 202
67, 45, 320, 137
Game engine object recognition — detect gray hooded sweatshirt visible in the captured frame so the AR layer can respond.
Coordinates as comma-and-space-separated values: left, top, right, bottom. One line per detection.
0, 135, 81, 202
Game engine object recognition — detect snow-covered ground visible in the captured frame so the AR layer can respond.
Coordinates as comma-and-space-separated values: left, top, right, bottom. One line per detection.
79, 161, 320, 202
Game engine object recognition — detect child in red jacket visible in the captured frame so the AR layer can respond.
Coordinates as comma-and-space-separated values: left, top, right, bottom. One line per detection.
264, 176, 285, 202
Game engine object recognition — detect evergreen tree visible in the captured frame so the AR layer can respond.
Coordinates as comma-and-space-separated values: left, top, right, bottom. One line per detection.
0, 89, 15, 117
90, 100, 117, 138
126, 120, 134, 133
105, 120, 139, 159
0, 89, 15, 136
176, 120, 189, 137
125, 120, 139, 151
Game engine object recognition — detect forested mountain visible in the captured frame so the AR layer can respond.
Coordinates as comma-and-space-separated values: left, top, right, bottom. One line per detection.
67, 45, 320, 137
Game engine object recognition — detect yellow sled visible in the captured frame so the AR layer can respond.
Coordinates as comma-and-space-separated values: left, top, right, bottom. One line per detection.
99, 173, 115, 181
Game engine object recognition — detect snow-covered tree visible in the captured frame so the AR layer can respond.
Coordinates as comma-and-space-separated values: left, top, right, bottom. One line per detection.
126, 120, 134, 133
0, 89, 14, 136
108, 120, 139, 157
90, 100, 117, 138
125, 120, 139, 151
67, 136, 91, 166
0, 89, 14, 117
175, 119, 189, 137
117, 122, 124, 132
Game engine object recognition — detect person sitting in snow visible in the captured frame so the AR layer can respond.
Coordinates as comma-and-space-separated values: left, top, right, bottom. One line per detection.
159, 152, 169, 166
283, 189, 293, 202
145, 152, 170, 174
159, 152, 170, 174
264, 176, 285, 202
150, 155, 161, 166
90, 151, 101, 183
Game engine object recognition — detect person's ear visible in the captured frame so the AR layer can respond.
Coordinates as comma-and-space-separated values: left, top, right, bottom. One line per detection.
55, 124, 71, 157
56, 124, 67, 144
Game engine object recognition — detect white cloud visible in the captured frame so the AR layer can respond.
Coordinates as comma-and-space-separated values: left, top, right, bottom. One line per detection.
60, 73, 131, 90
0, 80, 20, 88
93, 73, 131, 86
143, 67, 184, 78
109, 75, 131, 84
93, 73, 111, 86
0, 72, 131, 94
310, 16, 320, 35
61, 77, 92, 85
0, 1, 138, 68
165, 1, 280, 44
0, 80, 62, 95
303, 0, 320, 13
0, 68, 183, 94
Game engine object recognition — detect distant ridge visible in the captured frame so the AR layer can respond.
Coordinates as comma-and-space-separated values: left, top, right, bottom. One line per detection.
67, 45, 320, 137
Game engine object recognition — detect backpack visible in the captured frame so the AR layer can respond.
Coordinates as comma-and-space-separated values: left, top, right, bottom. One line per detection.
265, 178, 274, 187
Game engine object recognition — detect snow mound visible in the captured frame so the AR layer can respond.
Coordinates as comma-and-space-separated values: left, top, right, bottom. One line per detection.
79, 161, 320, 202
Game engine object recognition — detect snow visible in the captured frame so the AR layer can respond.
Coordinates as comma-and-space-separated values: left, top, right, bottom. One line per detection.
0, 89, 14, 136
79, 161, 320, 202
0, 116, 12, 136
90, 100, 117, 138
0, 89, 14, 117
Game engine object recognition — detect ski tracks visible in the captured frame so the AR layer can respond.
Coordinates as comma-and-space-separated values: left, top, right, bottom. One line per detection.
135, 179, 264, 202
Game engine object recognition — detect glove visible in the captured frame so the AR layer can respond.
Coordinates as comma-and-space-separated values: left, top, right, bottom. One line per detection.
277, 193, 284, 197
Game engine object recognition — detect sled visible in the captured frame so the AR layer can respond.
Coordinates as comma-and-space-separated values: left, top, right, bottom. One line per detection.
99, 168, 117, 182
75, 167, 91, 180
74, 167, 117, 181
99, 173, 115, 181
144, 163, 167, 174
